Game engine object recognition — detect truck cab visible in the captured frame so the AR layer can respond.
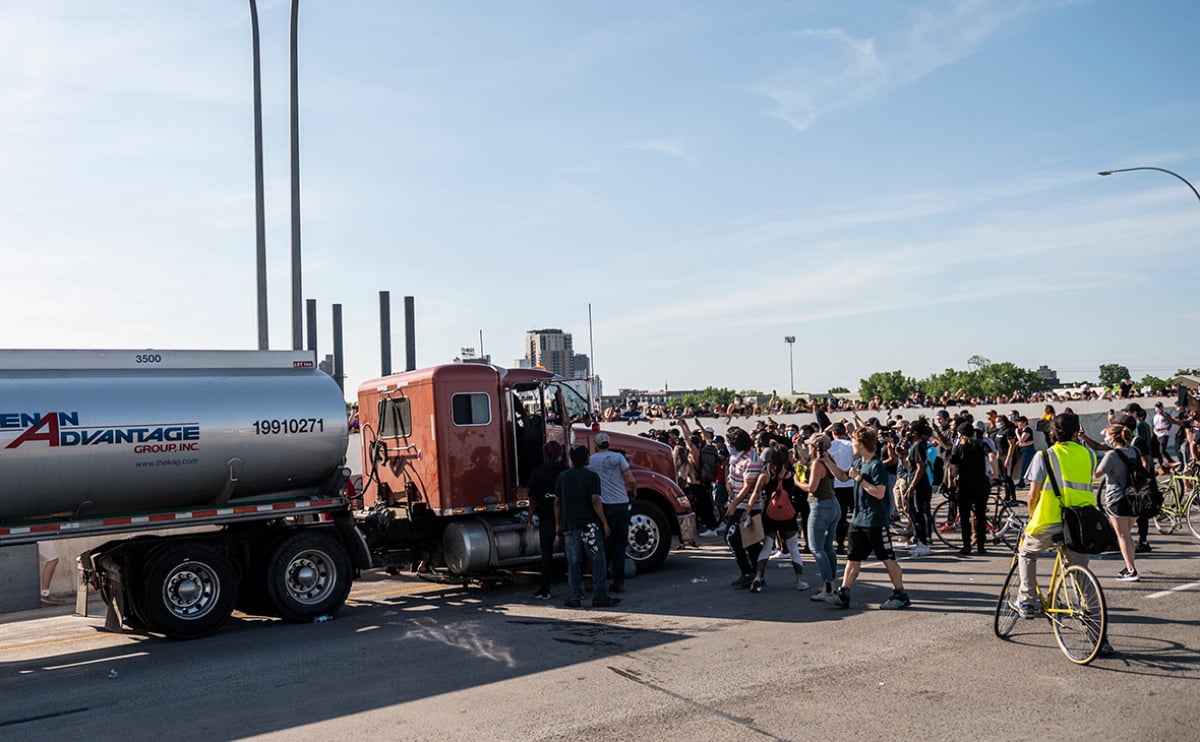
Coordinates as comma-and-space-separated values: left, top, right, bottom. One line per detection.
356, 364, 692, 578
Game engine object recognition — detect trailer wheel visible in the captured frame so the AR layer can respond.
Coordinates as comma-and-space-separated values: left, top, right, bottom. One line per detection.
138, 543, 236, 640
264, 531, 352, 623
627, 499, 671, 573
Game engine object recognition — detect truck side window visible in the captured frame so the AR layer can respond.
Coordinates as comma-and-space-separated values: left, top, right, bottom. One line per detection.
379, 397, 412, 438
451, 393, 491, 426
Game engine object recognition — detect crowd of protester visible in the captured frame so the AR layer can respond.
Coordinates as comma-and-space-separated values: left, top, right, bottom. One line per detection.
627, 392, 1200, 612
602, 379, 1186, 423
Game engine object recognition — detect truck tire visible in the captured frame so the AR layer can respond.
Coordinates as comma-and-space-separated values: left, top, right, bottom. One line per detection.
137, 542, 236, 640
263, 531, 353, 623
627, 499, 671, 573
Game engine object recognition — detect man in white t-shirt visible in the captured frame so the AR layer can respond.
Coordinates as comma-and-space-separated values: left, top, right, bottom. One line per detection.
588, 432, 637, 592
827, 422, 855, 555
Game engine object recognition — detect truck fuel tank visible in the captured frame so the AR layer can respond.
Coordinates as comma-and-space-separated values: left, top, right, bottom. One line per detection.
0, 350, 349, 523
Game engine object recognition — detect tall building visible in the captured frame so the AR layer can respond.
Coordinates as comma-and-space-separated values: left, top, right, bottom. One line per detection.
519, 328, 591, 379
523, 328, 574, 378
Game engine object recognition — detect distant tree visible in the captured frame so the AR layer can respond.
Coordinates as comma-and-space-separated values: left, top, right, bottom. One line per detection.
859, 371, 919, 402
679, 386, 736, 409
828, 386, 850, 395
975, 362, 1050, 398
737, 389, 765, 399
1139, 375, 1169, 393
1098, 364, 1132, 387
1175, 368, 1200, 377
922, 367, 978, 398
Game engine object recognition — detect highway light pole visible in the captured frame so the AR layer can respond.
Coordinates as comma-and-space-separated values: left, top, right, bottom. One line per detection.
289, 0, 304, 350
248, 0, 268, 350
784, 335, 796, 395
1098, 167, 1200, 206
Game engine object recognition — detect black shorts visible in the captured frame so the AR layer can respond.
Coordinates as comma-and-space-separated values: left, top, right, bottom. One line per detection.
846, 524, 896, 562
1105, 495, 1134, 518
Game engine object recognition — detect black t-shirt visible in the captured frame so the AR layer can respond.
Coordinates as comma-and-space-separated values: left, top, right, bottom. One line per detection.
554, 468, 602, 530
906, 440, 930, 491
528, 460, 566, 514
950, 438, 990, 485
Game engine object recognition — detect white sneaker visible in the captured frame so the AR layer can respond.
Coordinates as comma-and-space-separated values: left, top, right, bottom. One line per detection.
769, 549, 784, 560
697, 529, 719, 538
795, 580, 810, 591
910, 543, 931, 557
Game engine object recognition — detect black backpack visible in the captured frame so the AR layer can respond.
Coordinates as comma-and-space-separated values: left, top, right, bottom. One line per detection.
1113, 450, 1159, 517
698, 443, 719, 484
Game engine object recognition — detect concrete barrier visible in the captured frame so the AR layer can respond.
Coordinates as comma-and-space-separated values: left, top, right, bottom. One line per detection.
0, 544, 40, 613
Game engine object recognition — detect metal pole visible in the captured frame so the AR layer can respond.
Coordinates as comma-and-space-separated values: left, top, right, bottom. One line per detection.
784, 336, 796, 395
305, 299, 317, 353
289, 0, 303, 350
379, 291, 392, 376
588, 303, 596, 412
1098, 167, 1200, 205
332, 304, 344, 393
404, 296, 416, 371
249, 0, 268, 350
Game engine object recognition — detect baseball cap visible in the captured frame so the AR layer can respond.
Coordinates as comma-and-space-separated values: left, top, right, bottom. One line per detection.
957, 422, 974, 436
594, 431, 610, 446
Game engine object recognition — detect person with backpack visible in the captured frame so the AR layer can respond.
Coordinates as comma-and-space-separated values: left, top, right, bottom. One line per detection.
1093, 423, 1142, 581
748, 443, 808, 593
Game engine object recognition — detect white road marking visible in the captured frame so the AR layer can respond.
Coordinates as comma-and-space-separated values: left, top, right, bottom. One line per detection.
1147, 580, 1200, 599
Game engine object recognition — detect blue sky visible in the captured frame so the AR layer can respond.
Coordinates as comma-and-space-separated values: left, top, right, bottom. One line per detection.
2, 0, 1198, 398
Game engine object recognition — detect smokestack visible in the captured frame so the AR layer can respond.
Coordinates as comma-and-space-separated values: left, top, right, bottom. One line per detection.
305, 299, 317, 353
404, 296, 416, 372
332, 303, 344, 393
379, 291, 392, 377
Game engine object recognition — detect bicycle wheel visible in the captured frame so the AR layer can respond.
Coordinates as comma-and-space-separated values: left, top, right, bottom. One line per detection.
1050, 565, 1107, 665
932, 499, 959, 548
1185, 492, 1200, 542
994, 561, 1021, 638
1154, 507, 1180, 535
992, 504, 1026, 551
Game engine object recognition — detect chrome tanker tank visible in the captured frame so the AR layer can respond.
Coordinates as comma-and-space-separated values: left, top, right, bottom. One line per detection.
0, 349, 349, 523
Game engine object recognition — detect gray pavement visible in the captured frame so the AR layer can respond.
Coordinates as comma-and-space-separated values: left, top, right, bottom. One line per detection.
2, 528, 1198, 741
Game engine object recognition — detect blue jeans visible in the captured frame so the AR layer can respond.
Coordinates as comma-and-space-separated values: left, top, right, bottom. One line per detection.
603, 503, 630, 585
1018, 447, 1035, 485
564, 528, 609, 602
807, 498, 841, 586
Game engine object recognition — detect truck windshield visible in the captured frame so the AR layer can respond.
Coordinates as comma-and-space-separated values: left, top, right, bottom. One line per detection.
559, 383, 591, 423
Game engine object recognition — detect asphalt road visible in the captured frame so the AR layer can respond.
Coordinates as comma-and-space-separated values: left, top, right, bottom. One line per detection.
2, 530, 1198, 742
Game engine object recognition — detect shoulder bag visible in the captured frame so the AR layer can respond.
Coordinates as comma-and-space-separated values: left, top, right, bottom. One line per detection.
1041, 451, 1118, 554
739, 511, 765, 547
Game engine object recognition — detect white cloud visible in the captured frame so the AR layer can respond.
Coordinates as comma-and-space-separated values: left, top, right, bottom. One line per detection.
627, 137, 697, 164
757, 1, 1035, 132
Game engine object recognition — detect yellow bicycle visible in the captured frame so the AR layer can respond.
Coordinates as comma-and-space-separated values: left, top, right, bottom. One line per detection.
994, 534, 1108, 665
1153, 465, 1200, 540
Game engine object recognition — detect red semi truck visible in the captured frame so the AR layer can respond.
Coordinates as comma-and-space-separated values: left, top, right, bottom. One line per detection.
355, 363, 694, 578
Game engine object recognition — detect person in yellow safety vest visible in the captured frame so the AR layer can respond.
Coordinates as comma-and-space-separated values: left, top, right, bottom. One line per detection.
1012, 413, 1112, 653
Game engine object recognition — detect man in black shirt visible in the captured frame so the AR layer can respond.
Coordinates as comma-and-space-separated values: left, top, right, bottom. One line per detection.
555, 445, 620, 608
528, 440, 567, 599
948, 423, 998, 555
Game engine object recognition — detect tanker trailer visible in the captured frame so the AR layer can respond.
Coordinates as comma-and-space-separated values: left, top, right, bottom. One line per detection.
0, 349, 370, 639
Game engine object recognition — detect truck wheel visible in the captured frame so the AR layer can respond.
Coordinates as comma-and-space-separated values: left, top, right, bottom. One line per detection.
627, 499, 671, 573
138, 543, 236, 640
263, 531, 352, 623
